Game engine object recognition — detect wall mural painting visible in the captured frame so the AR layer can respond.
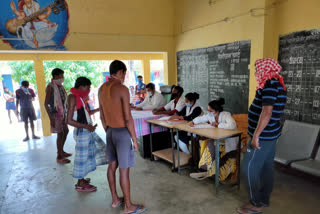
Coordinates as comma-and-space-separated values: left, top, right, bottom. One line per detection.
0, 0, 69, 50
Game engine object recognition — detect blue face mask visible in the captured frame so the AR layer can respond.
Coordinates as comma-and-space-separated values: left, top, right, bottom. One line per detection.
185, 103, 192, 108
138, 80, 143, 84
208, 112, 216, 117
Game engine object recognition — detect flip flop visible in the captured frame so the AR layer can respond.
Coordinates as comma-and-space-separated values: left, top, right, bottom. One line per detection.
62, 152, 73, 158
74, 178, 92, 189
56, 158, 71, 164
190, 172, 210, 180
75, 184, 97, 192
125, 205, 146, 214
112, 198, 124, 208
236, 207, 263, 214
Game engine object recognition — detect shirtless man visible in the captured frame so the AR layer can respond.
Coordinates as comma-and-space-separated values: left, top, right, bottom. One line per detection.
99, 60, 146, 214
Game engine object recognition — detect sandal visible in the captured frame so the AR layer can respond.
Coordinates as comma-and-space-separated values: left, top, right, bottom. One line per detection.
74, 178, 91, 188
236, 206, 263, 214
190, 172, 210, 180
56, 158, 71, 164
125, 205, 146, 214
75, 184, 97, 192
62, 152, 72, 158
112, 197, 124, 208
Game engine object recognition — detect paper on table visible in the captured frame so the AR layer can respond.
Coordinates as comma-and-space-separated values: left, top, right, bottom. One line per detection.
191, 124, 215, 129
167, 119, 187, 124
158, 116, 171, 121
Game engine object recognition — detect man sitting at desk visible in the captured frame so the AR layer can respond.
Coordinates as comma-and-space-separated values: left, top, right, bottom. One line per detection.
152, 85, 185, 115
134, 83, 166, 111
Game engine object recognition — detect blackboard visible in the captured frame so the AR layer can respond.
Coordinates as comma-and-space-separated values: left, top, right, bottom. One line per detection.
177, 40, 251, 114
278, 29, 320, 124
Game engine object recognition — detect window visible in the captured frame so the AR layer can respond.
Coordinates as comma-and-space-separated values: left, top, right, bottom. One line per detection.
150, 60, 165, 91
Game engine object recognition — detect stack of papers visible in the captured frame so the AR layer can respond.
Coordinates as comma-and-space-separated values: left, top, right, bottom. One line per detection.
167, 119, 187, 124
158, 116, 171, 121
191, 124, 214, 129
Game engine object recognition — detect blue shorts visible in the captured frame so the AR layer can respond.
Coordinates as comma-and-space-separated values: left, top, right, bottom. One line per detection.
6, 102, 16, 110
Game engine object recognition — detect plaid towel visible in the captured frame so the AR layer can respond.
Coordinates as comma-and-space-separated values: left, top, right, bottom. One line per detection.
72, 128, 108, 179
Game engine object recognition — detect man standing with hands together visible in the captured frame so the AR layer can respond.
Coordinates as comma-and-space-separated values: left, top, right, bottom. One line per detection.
237, 58, 287, 214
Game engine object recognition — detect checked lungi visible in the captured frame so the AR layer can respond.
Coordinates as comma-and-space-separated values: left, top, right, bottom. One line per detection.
72, 128, 108, 179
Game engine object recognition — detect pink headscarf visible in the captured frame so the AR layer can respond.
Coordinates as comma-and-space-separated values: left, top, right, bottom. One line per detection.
255, 58, 286, 91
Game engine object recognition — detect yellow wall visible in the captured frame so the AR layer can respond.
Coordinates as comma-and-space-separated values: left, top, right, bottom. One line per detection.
264, 0, 320, 59
2, 0, 320, 136
0, 0, 176, 84
174, 0, 267, 106
0, 0, 176, 136
174, 0, 320, 108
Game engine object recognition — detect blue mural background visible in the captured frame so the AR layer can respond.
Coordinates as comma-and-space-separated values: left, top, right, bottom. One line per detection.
0, 0, 69, 50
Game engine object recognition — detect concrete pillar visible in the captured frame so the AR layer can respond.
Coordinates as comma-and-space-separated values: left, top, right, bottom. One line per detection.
33, 57, 51, 137
143, 57, 151, 84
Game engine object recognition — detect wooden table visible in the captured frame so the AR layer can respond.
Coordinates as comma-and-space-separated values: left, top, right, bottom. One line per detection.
147, 120, 191, 172
175, 123, 242, 194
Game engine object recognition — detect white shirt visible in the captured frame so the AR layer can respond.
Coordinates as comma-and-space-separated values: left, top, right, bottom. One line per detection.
193, 111, 238, 153
136, 91, 166, 110
164, 96, 185, 112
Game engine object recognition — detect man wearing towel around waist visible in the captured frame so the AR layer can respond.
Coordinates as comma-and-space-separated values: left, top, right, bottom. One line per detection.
237, 58, 287, 214
99, 60, 146, 214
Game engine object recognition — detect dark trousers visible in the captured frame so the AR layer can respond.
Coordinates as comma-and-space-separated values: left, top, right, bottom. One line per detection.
241, 138, 277, 207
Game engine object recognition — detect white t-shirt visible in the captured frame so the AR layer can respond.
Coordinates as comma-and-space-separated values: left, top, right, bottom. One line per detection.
136, 91, 166, 110
164, 96, 185, 112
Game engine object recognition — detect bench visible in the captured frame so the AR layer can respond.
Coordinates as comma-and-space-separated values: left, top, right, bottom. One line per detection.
274, 120, 320, 165
291, 147, 320, 177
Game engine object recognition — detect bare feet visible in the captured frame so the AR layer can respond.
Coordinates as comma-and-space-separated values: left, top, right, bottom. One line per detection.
124, 204, 146, 214
236, 204, 263, 214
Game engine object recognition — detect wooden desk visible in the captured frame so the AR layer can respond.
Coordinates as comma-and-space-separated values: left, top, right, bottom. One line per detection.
175, 123, 242, 140
175, 123, 242, 194
147, 120, 191, 172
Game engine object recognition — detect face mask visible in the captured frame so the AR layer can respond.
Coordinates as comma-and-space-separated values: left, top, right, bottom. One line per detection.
138, 80, 143, 84
185, 103, 192, 108
208, 112, 217, 117
147, 91, 152, 97
58, 78, 64, 84
171, 93, 178, 99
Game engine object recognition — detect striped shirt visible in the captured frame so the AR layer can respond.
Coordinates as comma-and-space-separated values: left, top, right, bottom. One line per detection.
248, 79, 287, 141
